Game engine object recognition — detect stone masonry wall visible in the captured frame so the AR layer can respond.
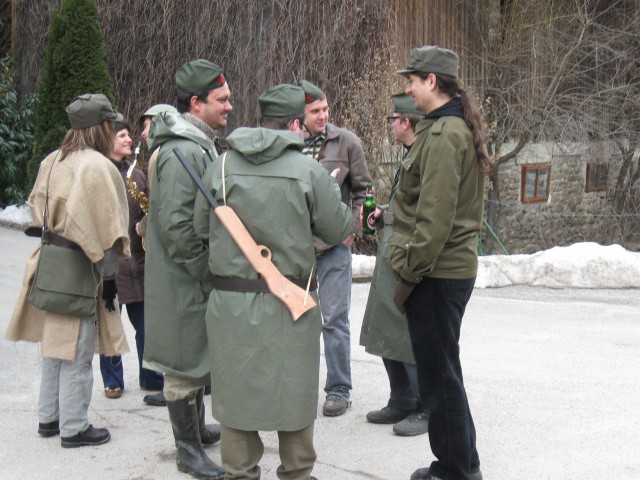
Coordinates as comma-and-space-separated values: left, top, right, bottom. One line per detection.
484, 141, 631, 254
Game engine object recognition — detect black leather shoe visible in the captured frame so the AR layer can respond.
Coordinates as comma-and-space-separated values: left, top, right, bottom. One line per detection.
61, 425, 110, 448
393, 410, 429, 436
410, 467, 482, 480
366, 405, 413, 424
38, 420, 60, 437
143, 391, 167, 407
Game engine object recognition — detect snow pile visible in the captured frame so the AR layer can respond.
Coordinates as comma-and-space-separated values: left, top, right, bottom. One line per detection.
477, 242, 640, 288
0, 204, 33, 226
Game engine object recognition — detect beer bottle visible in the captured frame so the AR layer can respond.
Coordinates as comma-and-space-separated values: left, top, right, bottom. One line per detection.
362, 183, 376, 235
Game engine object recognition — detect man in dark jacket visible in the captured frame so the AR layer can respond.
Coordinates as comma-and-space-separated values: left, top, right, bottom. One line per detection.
194, 83, 352, 480
145, 59, 232, 480
298, 80, 372, 417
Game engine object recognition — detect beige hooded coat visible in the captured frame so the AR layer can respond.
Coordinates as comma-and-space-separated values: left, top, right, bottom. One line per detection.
5, 148, 131, 361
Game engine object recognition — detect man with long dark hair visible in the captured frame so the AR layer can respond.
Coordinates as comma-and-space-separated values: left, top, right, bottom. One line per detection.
393, 46, 492, 480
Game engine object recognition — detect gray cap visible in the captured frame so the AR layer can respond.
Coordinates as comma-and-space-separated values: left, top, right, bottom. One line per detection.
259, 84, 305, 117
138, 103, 178, 126
66, 93, 122, 129
397, 45, 459, 78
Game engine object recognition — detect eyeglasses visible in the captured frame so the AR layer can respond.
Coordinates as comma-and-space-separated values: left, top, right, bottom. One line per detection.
386, 115, 401, 125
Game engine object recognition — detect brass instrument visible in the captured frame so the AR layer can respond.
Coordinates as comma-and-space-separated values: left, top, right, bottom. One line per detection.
126, 142, 149, 214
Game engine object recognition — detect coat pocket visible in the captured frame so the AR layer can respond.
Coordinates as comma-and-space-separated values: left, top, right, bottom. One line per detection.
387, 230, 414, 276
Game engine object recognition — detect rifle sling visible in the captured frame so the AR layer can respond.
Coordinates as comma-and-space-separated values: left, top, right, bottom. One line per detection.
212, 276, 317, 293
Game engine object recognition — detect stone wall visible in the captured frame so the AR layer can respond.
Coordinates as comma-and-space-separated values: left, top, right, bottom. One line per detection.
484, 141, 636, 254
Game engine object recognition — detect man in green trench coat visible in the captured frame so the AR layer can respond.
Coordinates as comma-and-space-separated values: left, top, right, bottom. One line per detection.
359, 93, 430, 437
194, 84, 353, 480
144, 59, 232, 480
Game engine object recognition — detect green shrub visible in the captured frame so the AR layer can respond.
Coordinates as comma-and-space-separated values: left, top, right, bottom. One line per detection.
29, 0, 114, 186
0, 55, 36, 206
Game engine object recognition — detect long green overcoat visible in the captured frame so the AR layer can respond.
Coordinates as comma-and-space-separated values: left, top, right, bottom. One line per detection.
359, 196, 415, 365
143, 113, 218, 382
193, 127, 352, 431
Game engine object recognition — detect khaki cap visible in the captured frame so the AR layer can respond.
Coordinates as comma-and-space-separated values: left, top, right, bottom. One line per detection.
397, 45, 459, 78
66, 93, 122, 129
176, 59, 225, 92
259, 84, 305, 117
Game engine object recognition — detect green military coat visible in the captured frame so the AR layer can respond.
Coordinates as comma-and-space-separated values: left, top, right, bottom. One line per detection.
143, 113, 218, 382
193, 127, 352, 431
359, 194, 415, 365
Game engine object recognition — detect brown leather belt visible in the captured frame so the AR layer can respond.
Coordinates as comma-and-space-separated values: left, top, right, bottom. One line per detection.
25, 226, 82, 251
43, 230, 82, 250
212, 276, 317, 293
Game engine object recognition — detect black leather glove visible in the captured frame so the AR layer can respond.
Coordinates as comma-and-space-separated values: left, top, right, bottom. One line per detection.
394, 278, 417, 314
102, 278, 118, 312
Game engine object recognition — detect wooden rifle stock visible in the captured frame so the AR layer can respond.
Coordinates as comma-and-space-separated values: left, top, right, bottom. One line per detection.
173, 147, 316, 321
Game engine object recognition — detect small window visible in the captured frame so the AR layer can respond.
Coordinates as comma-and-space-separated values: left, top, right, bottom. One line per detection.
585, 164, 608, 192
521, 163, 551, 203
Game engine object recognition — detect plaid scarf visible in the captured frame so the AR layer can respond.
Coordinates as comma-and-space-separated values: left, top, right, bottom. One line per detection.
301, 129, 326, 160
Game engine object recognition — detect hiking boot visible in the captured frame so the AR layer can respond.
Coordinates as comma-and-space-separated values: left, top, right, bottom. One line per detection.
393, 410, 429, 436
38, 420, 60, 437
322, 395, 350, 417
366, 405, 413, 424
61, 425, 110, 448
143, 391, 167, 407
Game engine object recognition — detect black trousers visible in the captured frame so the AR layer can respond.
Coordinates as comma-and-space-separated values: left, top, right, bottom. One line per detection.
405, 276, 480, 480
382, 357, 420, 412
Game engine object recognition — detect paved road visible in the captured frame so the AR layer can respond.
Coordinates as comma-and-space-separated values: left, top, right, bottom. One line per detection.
1, 226, 639, 479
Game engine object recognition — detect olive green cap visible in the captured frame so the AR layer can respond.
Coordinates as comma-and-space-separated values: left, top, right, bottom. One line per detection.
397, 45, 459, 78
175, 59, 225, 92
66, 93, 123, 129
138, 103, 178, 126
391, 93, 423, 116
298, 80, 324, 104
259, 84, 305, 117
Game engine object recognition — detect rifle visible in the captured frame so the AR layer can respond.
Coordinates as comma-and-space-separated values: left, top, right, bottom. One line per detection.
173, 147, 316, 321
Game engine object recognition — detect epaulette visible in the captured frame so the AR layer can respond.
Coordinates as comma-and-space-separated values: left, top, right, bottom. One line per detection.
430, 118, 445, 135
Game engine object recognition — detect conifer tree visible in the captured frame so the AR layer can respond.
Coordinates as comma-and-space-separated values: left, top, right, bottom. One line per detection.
29, 0, 114, 185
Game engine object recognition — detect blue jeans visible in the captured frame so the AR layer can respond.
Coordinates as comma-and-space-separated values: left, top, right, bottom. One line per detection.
316, 243, 352, 399
405, 277, 480, 480
382, 357, 420, 412
100, 302, 164, 390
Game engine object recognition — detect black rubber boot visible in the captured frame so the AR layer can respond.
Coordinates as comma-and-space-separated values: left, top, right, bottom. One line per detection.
196, 388, 221, 446
166, 396, 225, 480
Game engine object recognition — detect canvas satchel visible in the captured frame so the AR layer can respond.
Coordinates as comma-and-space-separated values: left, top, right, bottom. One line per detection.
27, 153, 100, 317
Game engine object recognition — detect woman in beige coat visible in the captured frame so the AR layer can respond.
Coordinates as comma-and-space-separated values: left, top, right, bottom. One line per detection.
5, 94, 130, 448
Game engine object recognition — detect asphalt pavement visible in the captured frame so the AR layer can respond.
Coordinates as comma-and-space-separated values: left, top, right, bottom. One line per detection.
0, 225, 639, 480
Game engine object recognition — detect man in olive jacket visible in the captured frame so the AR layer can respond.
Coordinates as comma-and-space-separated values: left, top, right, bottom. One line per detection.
144, 59, 232, 480
194, 84, 352, 480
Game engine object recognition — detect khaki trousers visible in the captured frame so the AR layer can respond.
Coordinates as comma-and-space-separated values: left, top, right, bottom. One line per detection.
220, 423, 316, 480
163, 373, 205, 401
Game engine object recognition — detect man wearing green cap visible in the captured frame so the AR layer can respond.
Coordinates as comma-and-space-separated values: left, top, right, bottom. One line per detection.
393, 45, 492, 480
193, 83, 352, 480
144, 59, 232, 480
360, 93, 429, 437
298, 79, 372, 417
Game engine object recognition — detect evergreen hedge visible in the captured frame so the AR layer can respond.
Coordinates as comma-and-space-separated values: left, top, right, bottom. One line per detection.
29, 0, 114, 186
